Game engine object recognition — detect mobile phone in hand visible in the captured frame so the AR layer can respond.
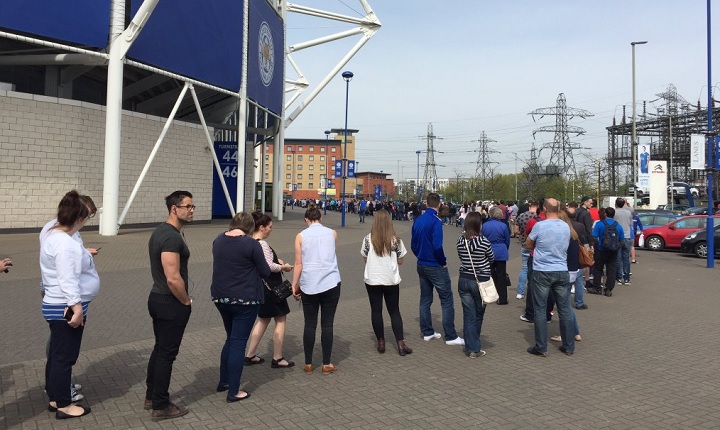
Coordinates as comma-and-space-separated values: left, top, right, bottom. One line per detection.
63, 307, 75, 321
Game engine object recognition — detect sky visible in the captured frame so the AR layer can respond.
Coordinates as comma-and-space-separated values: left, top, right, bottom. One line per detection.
282, 1, 720, 181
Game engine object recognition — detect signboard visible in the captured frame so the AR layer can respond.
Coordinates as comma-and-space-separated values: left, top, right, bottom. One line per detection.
638, 143, 650, 193
334, 160, 343, 178
347, 160, 356, 178
212, 141, 238, 217
247, 0, 284, 114
374, 184, 382, 201
690, 134, 706, 170
648, 160, 668, 210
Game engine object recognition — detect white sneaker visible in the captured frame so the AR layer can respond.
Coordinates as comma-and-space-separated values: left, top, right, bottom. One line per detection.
445, 337, 465, 346
571, 286, 575, 294
71, 388, 84, 402
423, 332, 441, 341
72, 383, 82, 391
516, 294, 524, 300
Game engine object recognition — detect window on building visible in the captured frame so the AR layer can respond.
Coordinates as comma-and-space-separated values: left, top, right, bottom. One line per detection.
320, 165, 325, 171
308, 183, 314, 189
320, 156, 325, 161
331, 147, 336, 153
264, 154, 269, 160
286, 174, 291, 180
309, 174, 314, 180
297, 155, 303, 161
286, 155, 291, 161
309, 165, 314, 170
264, 164, 269, 170
297, 174, 303, 179
309, 147, 314, 152
331, 156, 336, 161
286, 164, 291, 170
298, 146, 303, 152
297, 183, 303, 188
286, 182, 291, 189
321, 147, 325, 152
309, 155, 314, 161
265, 145, 269, 151
297, 165, 303, 170
287, 146, 293, 152
264, 173, 269, 179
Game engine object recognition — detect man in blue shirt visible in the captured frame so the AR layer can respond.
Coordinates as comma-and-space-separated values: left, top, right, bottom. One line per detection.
525, 198, 574, 357
359, 198, 367, 223
411, 193, 464, 346
588, 207, 625, 297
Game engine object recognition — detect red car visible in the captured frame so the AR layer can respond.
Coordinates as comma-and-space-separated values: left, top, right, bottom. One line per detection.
642, 215, 720, 251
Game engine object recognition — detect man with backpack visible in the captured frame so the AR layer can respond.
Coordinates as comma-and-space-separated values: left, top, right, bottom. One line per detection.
588, 207, 625, 297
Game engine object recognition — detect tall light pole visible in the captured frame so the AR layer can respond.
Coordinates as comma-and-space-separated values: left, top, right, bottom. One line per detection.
324, 130, 330, 215
416, 150, 421, 200
631, 40, 648, 206
705, 0, 714, 268
512, 152, 518, 201
340, 70, 353, 228
290, 147, 296, 209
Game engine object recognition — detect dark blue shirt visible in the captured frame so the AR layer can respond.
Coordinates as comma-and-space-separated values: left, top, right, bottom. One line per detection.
482, 218, 510, 261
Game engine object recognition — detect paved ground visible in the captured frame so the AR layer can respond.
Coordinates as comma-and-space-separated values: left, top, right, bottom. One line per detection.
1, 208, 719, 429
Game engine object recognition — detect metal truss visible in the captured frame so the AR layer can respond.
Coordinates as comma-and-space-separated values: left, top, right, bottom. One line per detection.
283, 0, 381, 128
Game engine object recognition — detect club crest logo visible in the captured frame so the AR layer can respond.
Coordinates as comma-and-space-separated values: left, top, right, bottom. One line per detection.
259, 22, 274, 87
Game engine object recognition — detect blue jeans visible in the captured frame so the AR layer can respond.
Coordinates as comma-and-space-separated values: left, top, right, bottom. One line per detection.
572, 269, 585, 308
359, 209, 365, 223
215, 303, 260, 398
530, 270, 574, 354
417, 265, 458, 340
517, 248, 530, 296
616, 238, 632, 281
458, 277, 486, 353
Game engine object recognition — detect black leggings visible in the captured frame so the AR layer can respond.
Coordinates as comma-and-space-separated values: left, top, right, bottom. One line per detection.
365, 284, 405, 342
301, 284, 341, 365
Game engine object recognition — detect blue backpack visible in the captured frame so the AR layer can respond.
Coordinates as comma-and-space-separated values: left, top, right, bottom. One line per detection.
600, 219, 621, 251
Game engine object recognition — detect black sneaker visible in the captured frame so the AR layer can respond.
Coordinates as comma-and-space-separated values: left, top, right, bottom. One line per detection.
586, 288, 603, 295
527, 347, 547, 357
575, 304, 589, 310
603, 289, 613, 297
559, 346, 574, 356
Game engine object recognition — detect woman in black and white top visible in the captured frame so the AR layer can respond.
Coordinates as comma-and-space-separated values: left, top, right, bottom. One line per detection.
361, 209, 412, 356
455, 212, 494, 358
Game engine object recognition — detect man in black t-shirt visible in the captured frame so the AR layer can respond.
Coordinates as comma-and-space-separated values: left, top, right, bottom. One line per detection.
145, 191, 194, 421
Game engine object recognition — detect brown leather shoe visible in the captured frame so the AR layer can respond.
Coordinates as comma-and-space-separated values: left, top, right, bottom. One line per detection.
321, 364, 337, 374
151, 402, 189, 421
143, 398, 152, 410
376, 338, 385, 353
397, 340, 413, 356
303, 364, 314, 374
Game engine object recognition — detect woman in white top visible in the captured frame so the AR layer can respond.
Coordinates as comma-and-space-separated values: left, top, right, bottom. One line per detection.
40, 190, 99, 419
291, 204, 341, 375
361, 209, 412, 356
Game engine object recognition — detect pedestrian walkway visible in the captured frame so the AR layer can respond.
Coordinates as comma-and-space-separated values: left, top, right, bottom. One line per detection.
1, 210, 718, 429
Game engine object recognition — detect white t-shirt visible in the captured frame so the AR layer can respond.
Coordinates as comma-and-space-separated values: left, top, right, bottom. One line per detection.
40, 229, 100, 305
361, 233, 407, 286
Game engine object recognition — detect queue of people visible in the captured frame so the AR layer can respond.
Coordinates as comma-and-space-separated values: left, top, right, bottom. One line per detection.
29, 188, 617, 422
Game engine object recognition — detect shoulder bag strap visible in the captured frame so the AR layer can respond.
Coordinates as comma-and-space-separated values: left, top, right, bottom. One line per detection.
463, 237, 480, 283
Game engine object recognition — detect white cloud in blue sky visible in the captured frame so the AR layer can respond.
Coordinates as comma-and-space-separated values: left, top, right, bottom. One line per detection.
284, 1, 719, 179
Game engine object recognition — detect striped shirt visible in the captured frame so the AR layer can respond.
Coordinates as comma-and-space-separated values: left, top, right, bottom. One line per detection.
456, 235, 494, 279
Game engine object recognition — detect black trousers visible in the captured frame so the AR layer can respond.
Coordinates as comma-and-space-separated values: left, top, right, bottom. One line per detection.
593, 250, 618, 291
146, 293, 191, 410
301, 284, 341, 365
46, 319, 84, 407
491, 261, 508, 304
365, 284, 405, 342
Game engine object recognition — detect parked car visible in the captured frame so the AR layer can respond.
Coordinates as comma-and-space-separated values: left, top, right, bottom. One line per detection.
681, 206, 720, 216
634, 212, 682, 246
642, 215, 720, 251
668, 182, 699, 197
656, 203, 692, 214
680, 224, 720, 258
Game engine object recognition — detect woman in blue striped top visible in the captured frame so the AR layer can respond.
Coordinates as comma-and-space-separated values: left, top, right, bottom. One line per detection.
456, 212, 494, 358
40, 190, 99, 419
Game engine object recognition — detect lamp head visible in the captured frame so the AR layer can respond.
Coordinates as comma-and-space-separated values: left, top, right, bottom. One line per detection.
416, 150, 421, 155
631, 41, 648, 46
324, 130, 331, 136
342, 71, 354, 81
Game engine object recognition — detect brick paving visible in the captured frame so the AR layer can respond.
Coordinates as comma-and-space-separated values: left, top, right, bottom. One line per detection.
1, 209, 719, 429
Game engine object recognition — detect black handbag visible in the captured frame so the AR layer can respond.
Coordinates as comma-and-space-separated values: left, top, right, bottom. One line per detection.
505, 272, 512, 287
264, 276, 293, 303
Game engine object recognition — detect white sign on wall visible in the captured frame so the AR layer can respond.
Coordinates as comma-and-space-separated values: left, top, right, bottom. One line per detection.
649, 160, 668, 209
690, 134, 706, 170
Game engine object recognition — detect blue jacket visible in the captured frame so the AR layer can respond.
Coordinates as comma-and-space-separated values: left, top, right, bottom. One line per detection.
482, 218, 510, 261
411, 208, 446, 267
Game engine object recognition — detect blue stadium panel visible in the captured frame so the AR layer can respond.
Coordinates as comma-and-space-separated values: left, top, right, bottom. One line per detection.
247, 0, 284, 115
0, 0, 110, 49
127, 0, 244, 92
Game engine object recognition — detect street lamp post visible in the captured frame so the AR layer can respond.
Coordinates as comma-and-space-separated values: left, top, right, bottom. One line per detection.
416, 150, 421, 200
631, 40, 648, 206
341, 70, 354, 228
324, 130, 330, 215
290, 148, 296, 209
512, 152, 518, 201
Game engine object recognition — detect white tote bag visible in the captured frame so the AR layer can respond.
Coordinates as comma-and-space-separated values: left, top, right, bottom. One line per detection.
464, 238, 499, 304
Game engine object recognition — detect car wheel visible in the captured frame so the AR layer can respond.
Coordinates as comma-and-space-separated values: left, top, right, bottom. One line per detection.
646, 235, 665, 251
694, 242, 708, 258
